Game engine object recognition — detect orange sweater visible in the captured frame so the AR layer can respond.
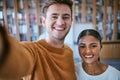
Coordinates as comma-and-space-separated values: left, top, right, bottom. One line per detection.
0, 36, 76, 80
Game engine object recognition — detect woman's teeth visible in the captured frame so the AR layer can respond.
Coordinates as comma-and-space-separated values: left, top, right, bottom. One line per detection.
85, 54, 93, 58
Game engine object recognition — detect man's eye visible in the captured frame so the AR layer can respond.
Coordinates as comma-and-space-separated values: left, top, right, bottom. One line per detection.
79, 46, 85, 48
52, 16, 57, 19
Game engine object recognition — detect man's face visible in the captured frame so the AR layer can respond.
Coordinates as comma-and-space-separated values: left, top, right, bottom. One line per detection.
42, 4, 72, 41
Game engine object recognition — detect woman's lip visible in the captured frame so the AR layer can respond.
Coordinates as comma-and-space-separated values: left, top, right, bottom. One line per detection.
84, 54, 93, 58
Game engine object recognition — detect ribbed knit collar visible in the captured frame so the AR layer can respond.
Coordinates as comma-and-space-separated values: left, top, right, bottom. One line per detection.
38, 39, 68, 53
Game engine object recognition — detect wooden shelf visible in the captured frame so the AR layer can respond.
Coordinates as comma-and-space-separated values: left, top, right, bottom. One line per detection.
1, 0, 120, 42
1, 0, 42, 41
102, 40, 120, 44
73, 0, 120, 60
74, 0, 120, 42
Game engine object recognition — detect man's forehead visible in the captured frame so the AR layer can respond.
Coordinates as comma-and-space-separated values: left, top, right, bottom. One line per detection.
47, 4, 71, 12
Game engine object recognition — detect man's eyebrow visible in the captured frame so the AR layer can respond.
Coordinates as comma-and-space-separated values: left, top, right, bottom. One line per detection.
51, 13, 71, 16
51, 13, 59, 16
63, 14, 71, 16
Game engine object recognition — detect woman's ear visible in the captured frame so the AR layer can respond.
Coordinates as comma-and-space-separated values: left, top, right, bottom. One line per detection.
101, 45, 102, 49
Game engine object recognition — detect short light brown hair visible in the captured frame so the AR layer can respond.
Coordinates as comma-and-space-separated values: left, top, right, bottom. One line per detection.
42, 0, 73, 17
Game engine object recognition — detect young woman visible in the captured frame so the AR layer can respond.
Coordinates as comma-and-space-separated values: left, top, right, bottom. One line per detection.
75, 29, 120, 80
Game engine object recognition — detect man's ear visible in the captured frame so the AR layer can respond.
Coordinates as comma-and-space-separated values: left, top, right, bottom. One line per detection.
71, 17, 73, 22
42, 16, 46, 26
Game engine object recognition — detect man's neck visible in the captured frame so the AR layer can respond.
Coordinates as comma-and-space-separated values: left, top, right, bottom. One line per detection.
45, 37, 64, 48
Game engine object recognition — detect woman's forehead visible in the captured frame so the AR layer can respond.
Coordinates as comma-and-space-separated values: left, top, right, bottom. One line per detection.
78, 35, 100, 44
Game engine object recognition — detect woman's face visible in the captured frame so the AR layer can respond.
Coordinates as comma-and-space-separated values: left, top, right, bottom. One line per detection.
78, 35, 101, 64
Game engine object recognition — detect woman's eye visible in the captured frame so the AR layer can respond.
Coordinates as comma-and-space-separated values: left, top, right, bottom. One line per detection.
91, 45, 97, 48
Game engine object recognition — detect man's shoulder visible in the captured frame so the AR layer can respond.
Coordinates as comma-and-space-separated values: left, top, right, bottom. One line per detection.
64, 45, 73, 52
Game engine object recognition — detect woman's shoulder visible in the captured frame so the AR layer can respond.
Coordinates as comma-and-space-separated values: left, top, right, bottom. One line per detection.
104, 65, 120, 79
104, 65, 120, 78
107, 65, 120, 73
75, 62, 82, 67
75, 62, 82, 71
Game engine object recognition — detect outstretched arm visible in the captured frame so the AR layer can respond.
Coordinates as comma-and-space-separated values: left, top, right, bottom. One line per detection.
0, 24, 35, 79
0, 25, 10, 64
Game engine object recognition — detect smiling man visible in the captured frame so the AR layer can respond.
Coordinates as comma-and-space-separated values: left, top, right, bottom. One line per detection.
43, 3, 72, 48
0, 0, 76, 80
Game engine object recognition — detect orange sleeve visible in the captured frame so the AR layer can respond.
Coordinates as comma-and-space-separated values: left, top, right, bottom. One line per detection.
0, 35, 36, 79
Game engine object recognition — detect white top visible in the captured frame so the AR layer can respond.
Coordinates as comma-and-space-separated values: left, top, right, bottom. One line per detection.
75, 62, 120, 80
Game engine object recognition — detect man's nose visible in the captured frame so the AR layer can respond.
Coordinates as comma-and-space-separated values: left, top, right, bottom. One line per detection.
56, 17, 64, 25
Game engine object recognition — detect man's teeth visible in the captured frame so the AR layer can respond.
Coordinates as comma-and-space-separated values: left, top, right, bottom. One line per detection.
85, 55, 93, 58
55, 27, 65, 30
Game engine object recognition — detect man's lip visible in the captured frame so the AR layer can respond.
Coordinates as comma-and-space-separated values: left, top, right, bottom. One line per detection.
54, 27, 65, 31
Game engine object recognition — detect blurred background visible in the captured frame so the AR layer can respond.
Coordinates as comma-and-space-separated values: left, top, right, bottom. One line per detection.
0, 0, 120, 70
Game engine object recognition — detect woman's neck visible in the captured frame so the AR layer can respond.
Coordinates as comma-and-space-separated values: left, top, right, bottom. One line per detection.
82, 61, 107, 75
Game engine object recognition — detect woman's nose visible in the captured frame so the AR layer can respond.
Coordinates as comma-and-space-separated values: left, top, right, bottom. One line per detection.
85, 47, 91, 53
